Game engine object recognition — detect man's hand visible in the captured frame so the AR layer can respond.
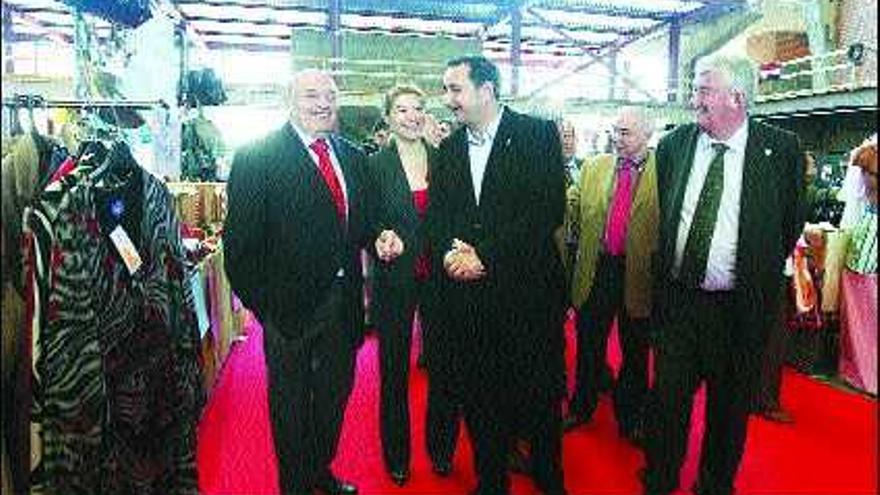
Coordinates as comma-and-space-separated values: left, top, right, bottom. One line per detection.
376, 230, 405, 262
444, 238, 486, 281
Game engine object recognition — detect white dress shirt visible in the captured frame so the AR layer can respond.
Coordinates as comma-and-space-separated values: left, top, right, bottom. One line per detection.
466, 108, 504, 205
292, 123, 349, 218
673, 120, 749, 291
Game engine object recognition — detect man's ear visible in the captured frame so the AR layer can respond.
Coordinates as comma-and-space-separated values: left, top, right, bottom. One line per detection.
480, 81, 496, 101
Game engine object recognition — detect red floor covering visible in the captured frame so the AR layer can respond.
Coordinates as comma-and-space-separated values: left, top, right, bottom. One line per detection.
198, 317, 877, 495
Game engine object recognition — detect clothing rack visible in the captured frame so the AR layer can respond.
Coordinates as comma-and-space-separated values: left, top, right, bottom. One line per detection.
2, 94, 168, 110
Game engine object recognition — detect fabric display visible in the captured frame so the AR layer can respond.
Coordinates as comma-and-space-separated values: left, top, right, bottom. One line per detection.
180, 114, 225, 182
60, 0, 152, 28
2, 126, 204, 494
179, 69, 228, 108
167, 181, 227, 230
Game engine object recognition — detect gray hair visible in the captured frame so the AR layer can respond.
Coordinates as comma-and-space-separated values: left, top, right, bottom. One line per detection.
617, 106, 654, 137
694, 54, 757, 104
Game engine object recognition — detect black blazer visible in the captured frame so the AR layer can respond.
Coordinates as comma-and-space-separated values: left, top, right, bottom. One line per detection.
366, 140, 436, 296
427, 107, 567, 397
223, 122, 369, 344
655, 119, 805, 375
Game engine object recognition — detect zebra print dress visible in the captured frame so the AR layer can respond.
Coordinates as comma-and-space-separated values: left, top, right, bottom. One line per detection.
24, 152, 204, 494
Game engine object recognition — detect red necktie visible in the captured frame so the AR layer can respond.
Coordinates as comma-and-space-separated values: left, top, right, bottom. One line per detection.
603, 159, 635, 256
309, 138, 347, 224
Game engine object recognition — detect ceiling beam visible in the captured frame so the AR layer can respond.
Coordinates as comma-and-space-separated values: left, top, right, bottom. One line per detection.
523, 1, 742, 100
524, 6, 658, 101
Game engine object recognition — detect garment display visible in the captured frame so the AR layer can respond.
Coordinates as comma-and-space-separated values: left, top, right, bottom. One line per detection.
845, 204, 878, 274
180, 113, 225, 182
20, 140, 204, 494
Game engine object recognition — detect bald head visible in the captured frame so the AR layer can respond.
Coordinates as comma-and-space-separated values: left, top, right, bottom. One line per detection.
287, 69, 339, 136
612, 107, 652, 160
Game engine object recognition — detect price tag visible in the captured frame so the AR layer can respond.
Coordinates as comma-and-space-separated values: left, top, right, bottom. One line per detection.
109, 225, 143, 275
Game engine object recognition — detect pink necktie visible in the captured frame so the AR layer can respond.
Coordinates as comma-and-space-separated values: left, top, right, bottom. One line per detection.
603, 160, 634, 256
310, 138, 347, 224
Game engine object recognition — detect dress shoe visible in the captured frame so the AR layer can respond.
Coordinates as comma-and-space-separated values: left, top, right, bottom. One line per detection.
313, 474, 358, 495
432, 460, 452, 477
562, 413, 590, 432
389, 468, 410, 486
757, 408, 794, 424
507, 447, 532, 475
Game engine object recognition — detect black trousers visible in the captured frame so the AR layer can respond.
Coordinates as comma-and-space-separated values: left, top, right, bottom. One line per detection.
644, 286, 752, 495
377, 280, 461, 472
571, 254, 650, 432
263, 283, 357, 494
424, 310, 462, 469
754, 278, 791, 412
464, 391, 565, 495
459, 310, 565, 495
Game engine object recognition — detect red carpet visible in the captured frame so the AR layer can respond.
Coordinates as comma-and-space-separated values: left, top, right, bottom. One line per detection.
198, 316, 877, 494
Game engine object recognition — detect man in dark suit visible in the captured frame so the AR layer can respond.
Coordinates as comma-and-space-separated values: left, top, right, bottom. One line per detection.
224, 69, 365, 495
642, 55, 805, 495
428, 55, 568, 495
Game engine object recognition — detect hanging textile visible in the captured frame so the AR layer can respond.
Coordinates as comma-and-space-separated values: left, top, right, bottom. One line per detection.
23, 142, 204, 494
180, 113, 224, 182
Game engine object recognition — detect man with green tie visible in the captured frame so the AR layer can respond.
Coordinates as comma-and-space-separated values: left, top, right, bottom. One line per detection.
642, 54, 805, 495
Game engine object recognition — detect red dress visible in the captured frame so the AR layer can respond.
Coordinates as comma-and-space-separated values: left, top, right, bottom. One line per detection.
412, 188, 430, 281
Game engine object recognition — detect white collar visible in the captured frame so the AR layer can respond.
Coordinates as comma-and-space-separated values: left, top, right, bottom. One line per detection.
467, 106, 504, 146
703, 119, 749, 153
291, 121, 331, 149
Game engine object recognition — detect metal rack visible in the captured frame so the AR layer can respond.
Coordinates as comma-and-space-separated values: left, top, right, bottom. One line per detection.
2, 94, 169, 110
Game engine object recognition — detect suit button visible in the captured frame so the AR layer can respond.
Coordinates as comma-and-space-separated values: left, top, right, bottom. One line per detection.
473, 223, 483, 230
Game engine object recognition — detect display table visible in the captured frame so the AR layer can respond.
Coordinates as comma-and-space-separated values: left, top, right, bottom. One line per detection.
839, 271, 877, 395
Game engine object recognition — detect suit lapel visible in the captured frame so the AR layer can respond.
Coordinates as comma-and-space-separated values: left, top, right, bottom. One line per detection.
450, 128, 478, 211
389, 141, 417, 219
629, 152, 655, 219
479, 108, 514, 209
664, 126, 701, 260
330, 134, 355, 205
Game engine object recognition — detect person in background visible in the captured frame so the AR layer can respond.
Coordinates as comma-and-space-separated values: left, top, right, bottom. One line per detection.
836, 135, 877, 394
224, 69, 367, 495
429, 55, 568, 495
368, 84, 460, 486
437, 119, 454, 142
564, 107, 658, 447
642, 54, 804, 495
560, 119, 583, 188
363, 119, 391, 156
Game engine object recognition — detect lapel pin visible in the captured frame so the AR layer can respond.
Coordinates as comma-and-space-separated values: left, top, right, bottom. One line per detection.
505, 137, 511, 147
764, 148, 773, 156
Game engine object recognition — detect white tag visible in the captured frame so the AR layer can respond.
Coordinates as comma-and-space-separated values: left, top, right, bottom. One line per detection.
189, 272, 211, 338
109, 225, 143, 275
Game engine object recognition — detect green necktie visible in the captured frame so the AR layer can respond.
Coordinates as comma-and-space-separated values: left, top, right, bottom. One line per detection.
679, 142, 728, 287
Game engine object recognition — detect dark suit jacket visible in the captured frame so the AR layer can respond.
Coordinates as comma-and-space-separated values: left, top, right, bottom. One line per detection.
655, 119, 805, 380
366, 140, 436, 299
427, 107, 568, 400
223, 122, 369, 346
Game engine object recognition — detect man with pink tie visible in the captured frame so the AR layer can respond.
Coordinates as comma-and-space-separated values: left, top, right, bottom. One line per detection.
564, 107, 659, 446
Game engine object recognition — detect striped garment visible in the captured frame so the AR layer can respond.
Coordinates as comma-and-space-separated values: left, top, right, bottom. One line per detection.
846, 204, 878, 274
24, 157, 204, 495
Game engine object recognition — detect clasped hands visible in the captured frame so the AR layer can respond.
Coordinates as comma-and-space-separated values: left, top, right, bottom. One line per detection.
375, 230, 405, 262
444, 238, 485, 282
